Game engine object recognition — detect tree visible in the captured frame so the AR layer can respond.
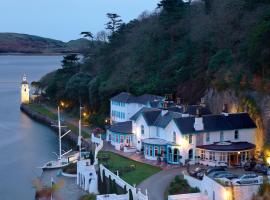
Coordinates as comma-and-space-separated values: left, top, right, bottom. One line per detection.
80, 32, 94, 41
128, 189, 133, 200
105, 13, 123, 34
96, 31, 108, 43
31, 81, 41, 94
61, 54, 80, 68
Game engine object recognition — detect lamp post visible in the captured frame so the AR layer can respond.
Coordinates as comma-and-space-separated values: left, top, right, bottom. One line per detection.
78, 106, 84, 160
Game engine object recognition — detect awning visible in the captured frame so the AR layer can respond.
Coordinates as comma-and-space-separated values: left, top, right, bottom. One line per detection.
142, 138, 169, 146
196, 141, 255, 152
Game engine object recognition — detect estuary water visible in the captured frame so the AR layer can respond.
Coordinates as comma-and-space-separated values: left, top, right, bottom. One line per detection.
0, 55, 64, 200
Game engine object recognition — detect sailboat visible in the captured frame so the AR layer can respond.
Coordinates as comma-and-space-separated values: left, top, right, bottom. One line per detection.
41, 107, 73, 170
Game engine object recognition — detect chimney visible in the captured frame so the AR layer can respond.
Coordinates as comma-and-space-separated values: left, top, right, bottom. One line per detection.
222, 104, 229, 116
194, 108, 204, 131
200, 98, 206, 107
176, 97, 182, 105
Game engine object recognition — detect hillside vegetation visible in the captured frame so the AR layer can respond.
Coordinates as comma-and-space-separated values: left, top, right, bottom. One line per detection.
0, 33, 90, 53
41, 0, 270, 126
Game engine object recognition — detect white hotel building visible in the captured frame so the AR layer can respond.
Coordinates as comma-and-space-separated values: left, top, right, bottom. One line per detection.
107, 92, 257, 167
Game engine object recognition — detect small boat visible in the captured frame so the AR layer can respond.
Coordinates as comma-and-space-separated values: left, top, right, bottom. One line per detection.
42, 159, 69, 170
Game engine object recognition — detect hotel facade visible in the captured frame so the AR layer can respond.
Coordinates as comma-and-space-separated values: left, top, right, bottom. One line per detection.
106, 92, 257, 166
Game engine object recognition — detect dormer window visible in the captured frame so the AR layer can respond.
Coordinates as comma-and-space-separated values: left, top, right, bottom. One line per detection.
234, 130, 239, 140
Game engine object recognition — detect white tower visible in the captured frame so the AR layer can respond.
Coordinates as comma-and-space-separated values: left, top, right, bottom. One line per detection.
21, 74, 30, 104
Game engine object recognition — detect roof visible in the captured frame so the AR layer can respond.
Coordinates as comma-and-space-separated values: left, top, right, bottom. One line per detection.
173, 113, 257, 134
108, 121, 133, 134
142, 138, 170, 145
197, 142, 256, 151
130, 107, 161, 125
167, 105, 211, 115
110, 92, 164, 105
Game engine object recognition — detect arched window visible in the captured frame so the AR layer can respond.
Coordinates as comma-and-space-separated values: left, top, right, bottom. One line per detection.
149, 146, 153, 157
168, 147, 172, 162
141, 125, 144, 135
173, 149, 180, 163
173, 132, 176, 143
188, 149, 193, 159
154, 147, 159, 157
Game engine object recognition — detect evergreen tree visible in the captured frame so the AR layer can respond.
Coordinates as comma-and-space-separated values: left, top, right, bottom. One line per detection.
128, 189, 133, 200
97, 170, 104, 194
108, 176, 112, 193
105, 13, 123, 34
61, 54, 80, 68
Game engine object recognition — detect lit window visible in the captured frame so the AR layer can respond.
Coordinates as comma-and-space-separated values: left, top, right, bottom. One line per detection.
201, 150, 205, 159
154, 147, 158, 156
234, 130, 239, 140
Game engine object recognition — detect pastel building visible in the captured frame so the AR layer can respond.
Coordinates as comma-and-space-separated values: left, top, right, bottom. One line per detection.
106, 93, 257, 166
110, 92, 164, 123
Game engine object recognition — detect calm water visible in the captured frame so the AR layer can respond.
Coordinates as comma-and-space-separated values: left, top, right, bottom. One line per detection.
0, 55, 65, 199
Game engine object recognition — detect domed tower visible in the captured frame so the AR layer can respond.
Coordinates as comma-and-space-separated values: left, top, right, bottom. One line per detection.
21, 74, 30, 104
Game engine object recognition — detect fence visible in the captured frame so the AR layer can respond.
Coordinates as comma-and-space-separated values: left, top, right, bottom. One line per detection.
100, 164, 148, 200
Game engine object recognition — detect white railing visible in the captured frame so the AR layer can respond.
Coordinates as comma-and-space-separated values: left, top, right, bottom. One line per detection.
92, 134, 104, 165
100, 164, 148, 200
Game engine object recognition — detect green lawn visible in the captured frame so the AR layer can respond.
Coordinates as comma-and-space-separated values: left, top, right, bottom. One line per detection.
98, 151, 161, 185
28, 103, 57, 120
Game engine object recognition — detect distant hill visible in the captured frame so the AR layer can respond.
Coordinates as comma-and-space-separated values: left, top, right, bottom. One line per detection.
0, 33, 91, 54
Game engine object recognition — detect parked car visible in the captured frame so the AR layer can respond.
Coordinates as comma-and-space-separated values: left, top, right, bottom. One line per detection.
254, 163, 270, 175
206, 167, 226, 175
208, 171, 229, 178
244, 160, 257, 171
231, 173, 261, 185
215, 172, 238, 180
189, 167, 205, 177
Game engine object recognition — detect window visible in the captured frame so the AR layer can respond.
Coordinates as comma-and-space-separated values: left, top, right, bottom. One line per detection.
150, 146, 153, 157
145, 146, 148, 155
220, 131, 224, 142
154, 147, 158, 156
234, 130, 239, 140
161, 147, 165, 156
188, 149, 193, 159
173, 132, 176, 143
201, 150, 205, 160
206, 132, 210, 142
120, 136, 124, 143
173, 149, 180, 163
141, 125, 144, 135
189, 135, 192, 144
209, 152, 215, 161
219, 152, 226, 162
115, 135, 119, 143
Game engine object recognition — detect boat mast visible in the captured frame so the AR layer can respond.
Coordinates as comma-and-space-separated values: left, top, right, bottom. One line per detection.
58, 106, 62, 160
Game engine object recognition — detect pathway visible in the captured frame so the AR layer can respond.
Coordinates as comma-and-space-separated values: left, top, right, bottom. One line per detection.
138, 168, 184, 200
40, 169, 87, 200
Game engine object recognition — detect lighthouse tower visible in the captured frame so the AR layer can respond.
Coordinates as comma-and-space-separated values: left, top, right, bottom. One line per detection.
21, 74, 30, 104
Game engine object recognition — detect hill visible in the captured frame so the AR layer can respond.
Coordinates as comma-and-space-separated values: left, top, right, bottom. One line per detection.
41, 0, 270, 141
0, 33, 90, 53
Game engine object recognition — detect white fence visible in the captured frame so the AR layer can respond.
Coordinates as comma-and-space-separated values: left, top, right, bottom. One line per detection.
100, 164, 148, 200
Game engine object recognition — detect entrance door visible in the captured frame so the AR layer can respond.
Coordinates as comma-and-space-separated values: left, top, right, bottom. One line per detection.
126, 136, 131, 146
229, 154, 238, 166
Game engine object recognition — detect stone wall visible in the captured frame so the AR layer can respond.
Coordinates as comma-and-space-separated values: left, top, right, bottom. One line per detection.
204, 88, 269, 151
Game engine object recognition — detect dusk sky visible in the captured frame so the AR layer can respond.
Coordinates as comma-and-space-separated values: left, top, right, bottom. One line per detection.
0, 0, 160, 42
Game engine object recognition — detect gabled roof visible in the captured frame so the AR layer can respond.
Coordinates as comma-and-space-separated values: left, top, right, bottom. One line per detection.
153, 111, 182, 128
167, 105, 211, 115
109, 121, 133, 134
110, 92, 164, 105
173, 113, 257, 134
130, 107, 161, 126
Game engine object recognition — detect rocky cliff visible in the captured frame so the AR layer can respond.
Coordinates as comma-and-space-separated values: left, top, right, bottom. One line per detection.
204, 89, 270, 151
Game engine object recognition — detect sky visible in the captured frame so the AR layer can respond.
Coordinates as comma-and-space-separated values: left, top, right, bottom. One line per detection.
0, 0, 160, 42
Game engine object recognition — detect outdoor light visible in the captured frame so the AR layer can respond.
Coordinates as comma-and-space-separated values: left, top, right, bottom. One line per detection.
60, 101, 65, 107
267, 157, 270, 165
83, 112, 87, 117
